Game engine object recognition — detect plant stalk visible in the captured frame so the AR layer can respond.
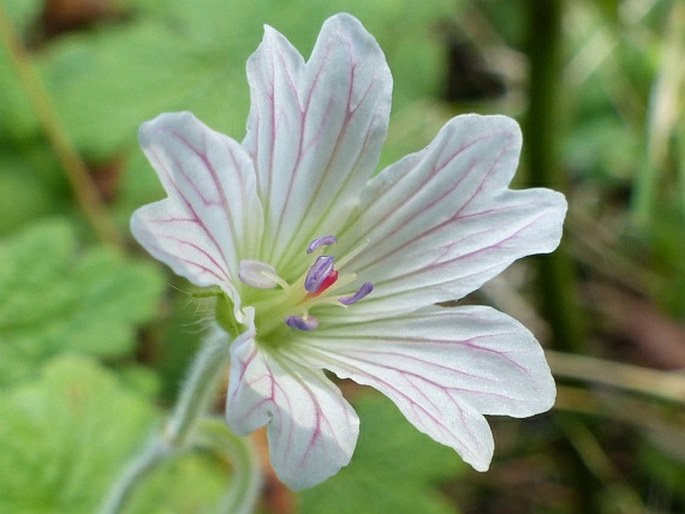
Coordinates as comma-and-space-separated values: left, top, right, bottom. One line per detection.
0, 4, 123, 248
525, 0, 585, 352
99, 327, 233, 514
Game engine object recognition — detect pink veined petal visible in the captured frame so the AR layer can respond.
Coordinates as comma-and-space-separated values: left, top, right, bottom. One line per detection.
336, 114, 567, 320
226, 332, 359, 490
131, 198, 242, 310
131, 112, 263, 314
243, 13, 392, 273
291, 305, 556, 471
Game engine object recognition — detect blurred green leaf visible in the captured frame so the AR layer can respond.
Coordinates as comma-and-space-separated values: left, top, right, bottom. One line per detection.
0, 356, 156, 514
0, 219, 165, 386
0, 143, 71, 235
37, 0, 256, 160
565, 115, 642, 182
125, 451, 229, 514
299, 392, 465, 514
0, 355, 229, 514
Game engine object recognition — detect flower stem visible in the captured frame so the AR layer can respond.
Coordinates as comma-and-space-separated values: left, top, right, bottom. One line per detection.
0, 4, 123, 249
195, 418, 262, 514
524, 0, 585, 352
99, 327, 233, 514
164, 326, 232, 446
98, 438, 170, 514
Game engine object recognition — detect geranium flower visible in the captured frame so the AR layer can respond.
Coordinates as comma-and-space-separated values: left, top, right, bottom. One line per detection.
131, 13, 566, 489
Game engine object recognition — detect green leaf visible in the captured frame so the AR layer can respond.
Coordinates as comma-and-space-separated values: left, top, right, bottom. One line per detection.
0, 356, 156, 514
0, 143, 72, 235
298, 392, 465, 514
0, 219, 165, 386
0, 356, 229, 514
37, 0, 255, 160
124, 451, 231, 514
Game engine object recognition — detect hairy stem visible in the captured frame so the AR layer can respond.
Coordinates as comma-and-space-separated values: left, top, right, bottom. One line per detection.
99, 327, 233, 514
195, 418, 262, 514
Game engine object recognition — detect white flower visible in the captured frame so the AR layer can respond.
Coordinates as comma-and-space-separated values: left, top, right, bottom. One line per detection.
131, 13, 567, 490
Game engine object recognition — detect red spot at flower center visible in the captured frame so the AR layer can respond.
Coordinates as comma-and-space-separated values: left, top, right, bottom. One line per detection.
308, 269, 338, 297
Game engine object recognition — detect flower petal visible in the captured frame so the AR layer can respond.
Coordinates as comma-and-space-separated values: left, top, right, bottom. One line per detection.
226, 329, 359, 489
337, 114, 567, 319
292, 306, 555, 471
131, 112, 263, 312
243, 13, 392, 272
131, 198, 241, 303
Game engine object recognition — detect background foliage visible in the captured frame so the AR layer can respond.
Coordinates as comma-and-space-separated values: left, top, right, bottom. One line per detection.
1, 0, 685, 513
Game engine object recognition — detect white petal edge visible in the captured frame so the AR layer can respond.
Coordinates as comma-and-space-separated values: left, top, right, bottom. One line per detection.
291, 305, 556, 471
131, 198, 243, 315
336, 114, 567, 319
243, 13, 392, 273
226, 315, 359, 490
131, 112, 264, 319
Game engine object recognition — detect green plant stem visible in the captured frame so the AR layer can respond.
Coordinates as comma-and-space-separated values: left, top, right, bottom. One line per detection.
98, 438, 170, 514
195, 418, 262, 514
0, 5, 123, 248
525, 0, 585, 352
164, 327, 233, 446
99, 327, 233, 514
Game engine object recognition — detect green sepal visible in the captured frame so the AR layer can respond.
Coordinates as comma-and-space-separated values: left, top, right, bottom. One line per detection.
215, 293, 242, 339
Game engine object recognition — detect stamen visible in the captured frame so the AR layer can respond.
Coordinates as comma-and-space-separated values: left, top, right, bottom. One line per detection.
338, 282, 374, 305
238, 260, 284, 289
306, 235, 338, 254
278, 237, 375, 333
285, 315, 319, 331
304, 255, 335, 293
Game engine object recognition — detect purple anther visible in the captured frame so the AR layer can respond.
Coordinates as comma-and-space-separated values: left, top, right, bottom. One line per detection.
304, 255, 335, 293
338, 282, 374, 305
306, 235, 338, 254
285, 315, 319, 331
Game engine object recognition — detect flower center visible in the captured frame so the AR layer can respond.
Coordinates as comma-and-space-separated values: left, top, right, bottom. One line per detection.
236, 235, 373, 339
